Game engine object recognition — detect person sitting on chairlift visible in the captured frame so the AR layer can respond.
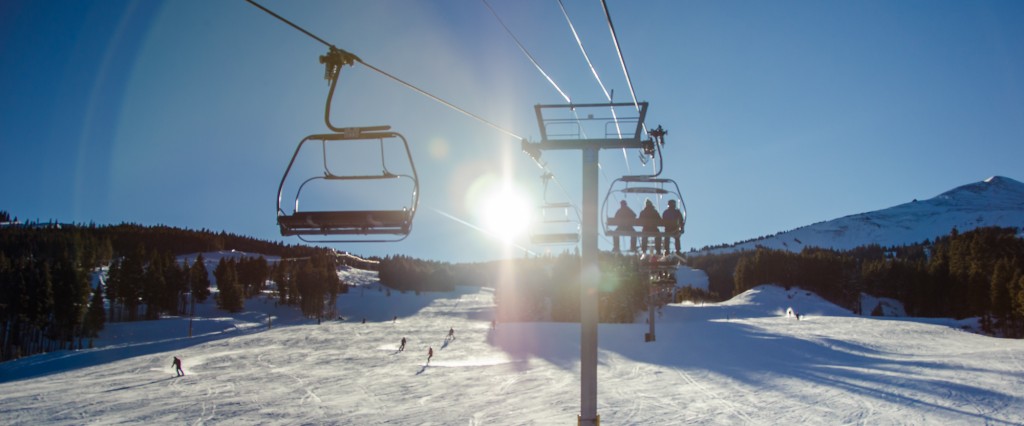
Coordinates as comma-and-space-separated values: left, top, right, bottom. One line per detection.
638, 199, 662, 254
612, 200, 637, 253
662, 199, 683, 254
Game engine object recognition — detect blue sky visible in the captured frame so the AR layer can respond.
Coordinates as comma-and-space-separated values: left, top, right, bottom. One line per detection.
2, 0, 1023, 263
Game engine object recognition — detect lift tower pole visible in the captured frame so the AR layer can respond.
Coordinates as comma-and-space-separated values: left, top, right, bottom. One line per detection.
528, 102, 649, 426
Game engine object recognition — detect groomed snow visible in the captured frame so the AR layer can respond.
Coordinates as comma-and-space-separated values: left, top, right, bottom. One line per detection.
2, 267, 1024, 425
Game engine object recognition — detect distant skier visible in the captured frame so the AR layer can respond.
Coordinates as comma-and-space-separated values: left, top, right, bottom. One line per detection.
447, 327, 455, 341
172, 356, 184, 377
399, 337, 407, 352
427, 346, 434, 364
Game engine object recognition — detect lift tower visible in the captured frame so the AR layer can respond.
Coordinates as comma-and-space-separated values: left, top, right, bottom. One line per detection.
524, 102, 649, 426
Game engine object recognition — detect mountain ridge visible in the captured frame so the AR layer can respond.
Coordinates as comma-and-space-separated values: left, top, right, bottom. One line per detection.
701, 175, 1024, 254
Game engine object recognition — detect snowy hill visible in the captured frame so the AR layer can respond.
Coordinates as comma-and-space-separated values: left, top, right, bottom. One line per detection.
3, 267, 1024, 424
703, 176, 1024, 254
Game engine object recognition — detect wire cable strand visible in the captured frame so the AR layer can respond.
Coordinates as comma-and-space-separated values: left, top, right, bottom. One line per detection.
244, 0, 333, 49
245, 0, 524, 141
481, 0, 572, 104
356, 61, 524, 140
557, 0, 630, 175
601, 0, 647, 135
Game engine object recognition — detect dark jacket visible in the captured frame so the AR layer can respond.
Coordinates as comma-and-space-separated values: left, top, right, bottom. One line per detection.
638, 205, 661, 232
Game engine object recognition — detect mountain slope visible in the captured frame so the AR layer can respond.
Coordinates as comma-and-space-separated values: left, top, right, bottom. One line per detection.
3, 268, 1024, 425
706, 176, 1024, 254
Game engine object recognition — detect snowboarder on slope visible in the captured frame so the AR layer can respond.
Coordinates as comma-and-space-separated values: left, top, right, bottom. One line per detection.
172, 356, 184, 376
399, 337, 406, 352
427, 346, 434, 364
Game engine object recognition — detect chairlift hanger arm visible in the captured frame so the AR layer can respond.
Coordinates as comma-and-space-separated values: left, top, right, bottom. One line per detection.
321, 47, 362, 133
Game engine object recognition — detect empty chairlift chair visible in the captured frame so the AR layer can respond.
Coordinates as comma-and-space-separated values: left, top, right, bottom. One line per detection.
277, 125, 420, 243
530, 201, 581, 245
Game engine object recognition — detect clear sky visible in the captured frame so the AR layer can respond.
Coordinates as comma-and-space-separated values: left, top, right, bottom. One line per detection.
2, 0, 1023, 263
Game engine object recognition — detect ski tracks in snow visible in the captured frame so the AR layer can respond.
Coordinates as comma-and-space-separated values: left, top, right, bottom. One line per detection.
671, 366, 760, 425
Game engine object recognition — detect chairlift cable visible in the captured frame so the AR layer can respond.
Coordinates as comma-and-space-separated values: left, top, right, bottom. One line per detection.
481, 0, 596, 143
482, 0, 571, 104
245, 0, 524, 141
480, 0, 593, 214
557, 0, 610, 104
556, 0, 631, 174
243, 0, 334, 50
600, 0, 647, 136
356, 60, 524, 140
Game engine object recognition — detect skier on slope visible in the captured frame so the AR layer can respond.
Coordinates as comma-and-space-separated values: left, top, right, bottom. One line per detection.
399, 337, 406, 352
172, 356, 184, 377
427, 346, 434, 364
447, 327, 455, 341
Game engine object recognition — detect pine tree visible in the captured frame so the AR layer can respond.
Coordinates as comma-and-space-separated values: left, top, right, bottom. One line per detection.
141, 251, 166, 320
84, 285, 106, 337
120, 245, 146, 321
189, 253, 211, 303
214, 258, 244, 313
990, 259, 1013, 334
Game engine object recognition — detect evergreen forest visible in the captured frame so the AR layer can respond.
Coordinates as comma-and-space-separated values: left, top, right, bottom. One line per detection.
4, 208, 1023, 363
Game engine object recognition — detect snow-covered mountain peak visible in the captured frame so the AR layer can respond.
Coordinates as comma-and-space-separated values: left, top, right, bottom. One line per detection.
934, 175, 1024, 208
702, 176, 1024, 254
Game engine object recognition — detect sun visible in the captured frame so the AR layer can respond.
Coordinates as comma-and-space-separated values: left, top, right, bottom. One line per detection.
479, 185, 533, 243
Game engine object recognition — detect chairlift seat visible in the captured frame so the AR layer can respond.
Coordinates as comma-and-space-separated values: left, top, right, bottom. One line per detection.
606, 217, 683, 238
279, 210, 411, 236
530, 233, 581, 245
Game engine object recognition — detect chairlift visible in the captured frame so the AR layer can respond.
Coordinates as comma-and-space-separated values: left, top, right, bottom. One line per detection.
276, 126, 419, 243
529, 173, 580, 245
602, 176, 686, 252
275, 47, 420, 243
531, 202, 580, 245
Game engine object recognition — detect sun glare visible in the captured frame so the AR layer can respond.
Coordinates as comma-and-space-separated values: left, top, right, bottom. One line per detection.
480, 186, 533, 243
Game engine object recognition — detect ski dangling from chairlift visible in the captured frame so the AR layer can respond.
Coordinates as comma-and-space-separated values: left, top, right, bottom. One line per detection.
276, 47, 420, 243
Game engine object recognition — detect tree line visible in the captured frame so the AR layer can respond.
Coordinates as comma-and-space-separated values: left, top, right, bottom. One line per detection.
1, 217, 342, 361
490, 253, 647, 324
691, 226, 1024, 337
373, 252, 651, 324
271, 253, 346, 321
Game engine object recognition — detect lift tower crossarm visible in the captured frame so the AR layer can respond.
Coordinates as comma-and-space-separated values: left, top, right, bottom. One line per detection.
533, 102, 648, 148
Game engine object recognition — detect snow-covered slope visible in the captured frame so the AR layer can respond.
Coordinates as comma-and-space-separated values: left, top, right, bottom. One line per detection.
3, 268, 1023, 425
705, 176, 1024, 254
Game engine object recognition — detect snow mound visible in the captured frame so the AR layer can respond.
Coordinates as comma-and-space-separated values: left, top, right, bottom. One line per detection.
674, 266, 709, 291
721, 285, 855, 318
860, 294, 907, 317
